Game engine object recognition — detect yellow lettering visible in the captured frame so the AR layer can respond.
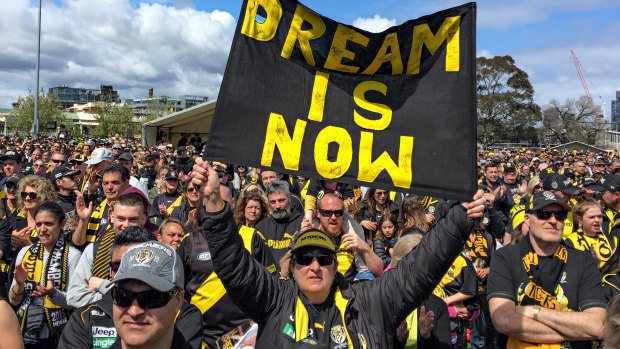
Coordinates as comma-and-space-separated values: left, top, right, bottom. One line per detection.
281, 4, 326, 66
314, 126, 352, 178
357, 131, 413, 188
324, 24, 369, 73
307, 71, 330, 122
241, 0, 282, 42
260, 113, 306, 171
361, 32, 403, 75
407, 16, 460, 74
353, 81, 392, 130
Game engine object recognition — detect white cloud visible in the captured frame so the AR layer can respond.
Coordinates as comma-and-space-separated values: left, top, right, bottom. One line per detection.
476, 49, 492, 58
0, 0, 236, 107
352, 14, 396, 33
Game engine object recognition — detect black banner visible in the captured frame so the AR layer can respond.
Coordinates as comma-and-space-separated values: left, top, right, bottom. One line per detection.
205, 0, 477, 201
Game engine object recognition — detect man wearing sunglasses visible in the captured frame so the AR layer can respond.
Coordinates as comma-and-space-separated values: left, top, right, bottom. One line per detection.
51, 166, 81, 213
46, 152, 67, 179
190, 158, 487, 348
60, 235, 201, 349
285, 192, 384, 281
488, 191, 606, 348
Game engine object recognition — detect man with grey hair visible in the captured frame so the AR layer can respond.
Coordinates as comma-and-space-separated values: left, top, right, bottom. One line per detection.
255, 179, 303, 264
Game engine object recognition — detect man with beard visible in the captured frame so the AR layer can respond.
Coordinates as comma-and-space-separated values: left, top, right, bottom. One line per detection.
139, 154, 158, 190
255, 180, 303, 264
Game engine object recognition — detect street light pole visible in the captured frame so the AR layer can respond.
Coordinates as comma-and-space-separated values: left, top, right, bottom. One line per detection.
33, 0, 42, 137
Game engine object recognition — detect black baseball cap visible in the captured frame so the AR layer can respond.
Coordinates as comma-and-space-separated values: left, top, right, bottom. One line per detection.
596, 174, 620, 192
165, 171, 180, 181
1, 151, 21, 163
503, 163, 516, 172
542, 173, 579, 195
525, 191, 571, 213
51, 166, 81, 180
118, 153, 133, 162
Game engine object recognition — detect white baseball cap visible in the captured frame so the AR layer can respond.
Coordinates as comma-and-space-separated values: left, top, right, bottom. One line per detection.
85, 148, 114, 165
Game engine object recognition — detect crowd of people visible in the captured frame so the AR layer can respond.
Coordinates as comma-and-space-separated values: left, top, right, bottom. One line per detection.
1, 132, 620, 349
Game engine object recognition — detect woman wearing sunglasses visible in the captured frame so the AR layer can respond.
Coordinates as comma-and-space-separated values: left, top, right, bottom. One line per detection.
9, 176, 57, 263
8, 201, 81, 348
190, 158, 487, 348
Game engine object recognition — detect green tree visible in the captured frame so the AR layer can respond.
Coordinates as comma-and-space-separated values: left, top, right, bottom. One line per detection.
540, 97, 606, 145
477, 56, 541, 147
7, 90, 66, 136
91, 103, 140, 138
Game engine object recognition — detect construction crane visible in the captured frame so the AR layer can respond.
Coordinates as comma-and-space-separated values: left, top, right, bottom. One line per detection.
570, 49, 601, 118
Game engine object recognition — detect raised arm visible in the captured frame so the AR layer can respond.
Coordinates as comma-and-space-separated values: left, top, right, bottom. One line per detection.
369, 192, 486, 325
192, 158, 289, 323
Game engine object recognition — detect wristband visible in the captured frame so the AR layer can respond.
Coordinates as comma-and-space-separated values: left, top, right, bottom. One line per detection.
532, 305, 541, 320
11, 287, 24, 297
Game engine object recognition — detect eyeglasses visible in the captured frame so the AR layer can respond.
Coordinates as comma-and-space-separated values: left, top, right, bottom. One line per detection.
375, 191, 388, 197
144, 166, 155, 170
187, 186, 197, 193
534, 209, 568, 221
318, 209, 344, 217
21, 192, 38, 200
109, 260, 121, 274
293, 252, 336, 266
111, 286, 178, 309
51, 159, 65, 164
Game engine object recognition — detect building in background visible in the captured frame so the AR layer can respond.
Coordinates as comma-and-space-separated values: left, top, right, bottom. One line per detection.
49, 84, 119, 108
612, 89, 620, 132
125, 88, 207, 121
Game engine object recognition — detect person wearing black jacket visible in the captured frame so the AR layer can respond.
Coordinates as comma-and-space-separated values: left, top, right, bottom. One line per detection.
190, 159, 486, 348
256, 180, 304, 264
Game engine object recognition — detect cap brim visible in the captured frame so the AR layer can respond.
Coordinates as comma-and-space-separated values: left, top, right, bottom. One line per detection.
85, 158, 102, 165
529, 201, 572, 213
560, 186, 580, 195
113, 271, 175, 292
585, 184, 605, 192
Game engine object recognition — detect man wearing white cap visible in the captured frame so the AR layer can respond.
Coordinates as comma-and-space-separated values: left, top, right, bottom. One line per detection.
82, 147, 114, 195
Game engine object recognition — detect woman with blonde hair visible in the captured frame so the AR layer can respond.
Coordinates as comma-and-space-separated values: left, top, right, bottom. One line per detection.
11, 175, 57, 249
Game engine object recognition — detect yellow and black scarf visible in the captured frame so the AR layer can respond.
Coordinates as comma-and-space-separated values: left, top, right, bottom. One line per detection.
508, 238, 570, 349
91, 225, 116, 280
565, 229, 617, 274
17, 238, 70, 337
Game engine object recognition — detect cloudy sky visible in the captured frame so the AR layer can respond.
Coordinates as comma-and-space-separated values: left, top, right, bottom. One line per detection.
1, 0, 619, 120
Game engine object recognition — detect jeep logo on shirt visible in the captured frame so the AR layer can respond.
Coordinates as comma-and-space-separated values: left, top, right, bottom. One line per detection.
92, 326, 117, 337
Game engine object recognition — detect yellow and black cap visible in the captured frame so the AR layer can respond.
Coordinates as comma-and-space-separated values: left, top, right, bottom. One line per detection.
525, 191, 571, 213
291, 229, 336, 254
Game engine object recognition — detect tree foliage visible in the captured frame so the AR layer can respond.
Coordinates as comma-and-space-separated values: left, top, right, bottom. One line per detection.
7, 90, 66, 136
541, 97, 606, 145
91, 103, 139, 138
477, 56, 541, 146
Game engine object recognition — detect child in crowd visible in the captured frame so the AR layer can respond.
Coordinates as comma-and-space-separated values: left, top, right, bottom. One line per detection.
373, 214, 398, 269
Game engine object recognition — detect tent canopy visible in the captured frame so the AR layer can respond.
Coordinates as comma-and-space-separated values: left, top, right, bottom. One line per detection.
142, 99, 216, 148
550, 141, 609, 154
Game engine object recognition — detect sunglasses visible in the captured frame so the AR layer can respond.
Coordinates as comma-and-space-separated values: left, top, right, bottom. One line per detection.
21, 192, 38, 200
51, 159, 66, 164
111, 286, 178, 309
293, 252, 336, 266
318, 209, 344, 217
534, 209, 568, 221
187, 186, 198, 193
5, 182, 17, 189
109, 260, 121, 274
